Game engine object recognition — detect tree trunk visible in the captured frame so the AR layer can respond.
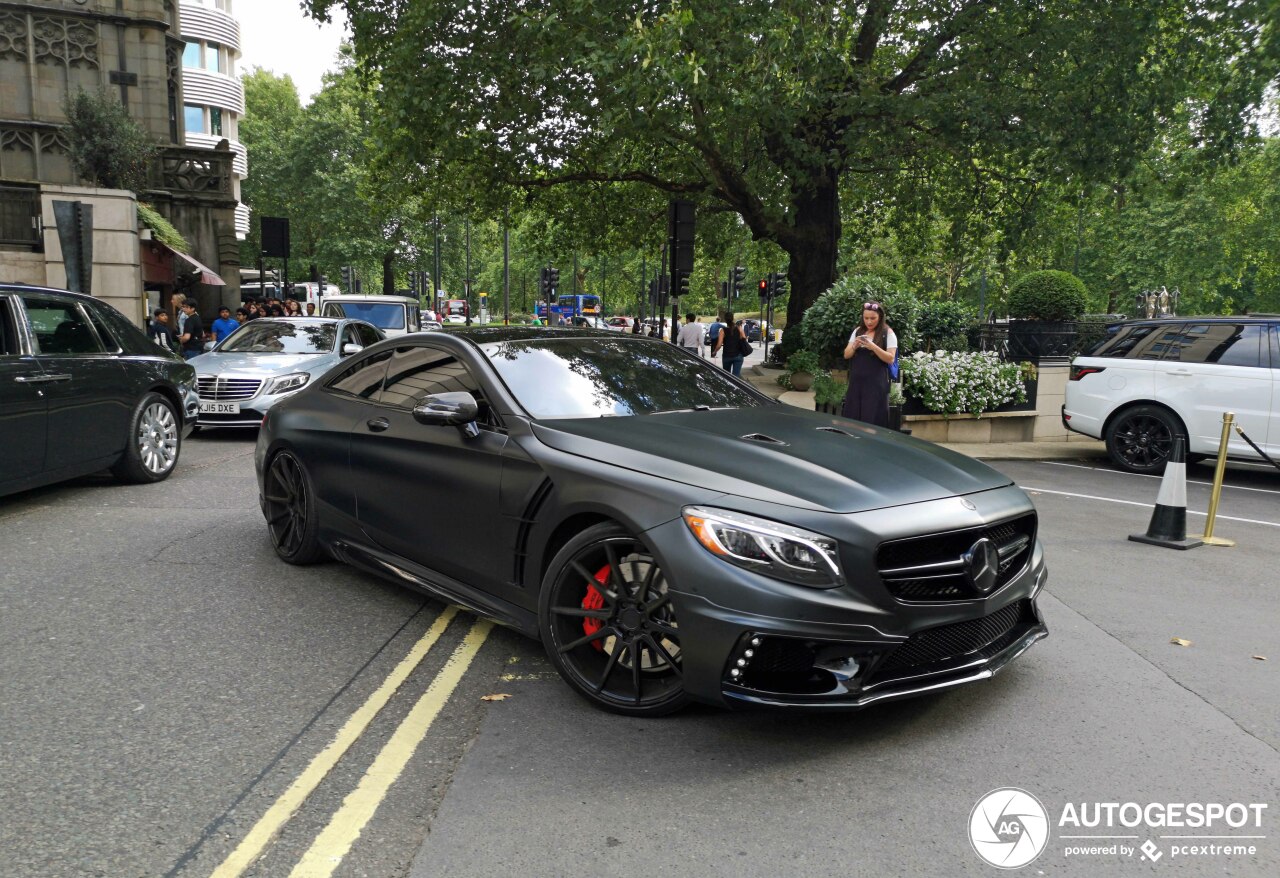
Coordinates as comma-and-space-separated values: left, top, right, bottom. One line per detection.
383, 250, 396, 295
782, 174, 841, 332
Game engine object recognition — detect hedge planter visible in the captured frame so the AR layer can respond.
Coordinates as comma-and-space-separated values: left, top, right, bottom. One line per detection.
1008, 321, 1078, 362
902, 377, 1038, 417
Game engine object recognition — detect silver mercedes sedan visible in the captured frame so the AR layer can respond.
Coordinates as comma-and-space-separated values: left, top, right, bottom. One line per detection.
190, 317, 384, 428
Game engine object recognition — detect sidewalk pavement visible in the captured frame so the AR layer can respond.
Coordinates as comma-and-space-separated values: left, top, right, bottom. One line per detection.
741, 364, 1108, 462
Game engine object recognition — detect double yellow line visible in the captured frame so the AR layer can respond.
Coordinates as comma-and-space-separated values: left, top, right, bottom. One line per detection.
209, 607, 492, 878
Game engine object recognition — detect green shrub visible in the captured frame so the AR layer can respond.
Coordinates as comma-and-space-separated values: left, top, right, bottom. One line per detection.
784, 349, 821, 375
800, 274, 920, 370
1007, 270, 1088, 321
812, 370, 846, 406
137, 203, 187, 253
916, 298, 977, 352
63, 87, 156, 192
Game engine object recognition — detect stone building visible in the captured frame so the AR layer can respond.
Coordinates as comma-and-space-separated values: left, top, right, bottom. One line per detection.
0, 0, 244, 324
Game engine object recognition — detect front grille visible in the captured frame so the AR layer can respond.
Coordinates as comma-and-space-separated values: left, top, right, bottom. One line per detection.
876, 512, 1036, 602
197, 376, 263, 401
876, 600, 1031, 673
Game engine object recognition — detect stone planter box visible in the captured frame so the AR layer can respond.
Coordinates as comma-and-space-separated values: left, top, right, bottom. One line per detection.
903, 410, 1036, 443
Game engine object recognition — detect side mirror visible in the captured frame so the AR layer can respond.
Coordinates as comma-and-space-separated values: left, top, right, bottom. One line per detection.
412, 391, 479, 428
341, 343, 363, 356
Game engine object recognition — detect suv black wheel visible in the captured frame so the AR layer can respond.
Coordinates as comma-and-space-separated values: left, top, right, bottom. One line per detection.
539, 523, 688, 716
1105, 405, 1184, 474
111, 392, 181, 484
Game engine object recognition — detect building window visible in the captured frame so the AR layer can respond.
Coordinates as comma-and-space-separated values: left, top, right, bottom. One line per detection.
204, 42, 222, 73
209, 107, 223, 136
182, 41, 200, 68
184, 104, 204, 134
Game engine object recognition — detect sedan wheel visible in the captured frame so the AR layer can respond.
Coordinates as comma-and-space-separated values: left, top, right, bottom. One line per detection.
263, 451, 324, 564
111, 392, 180, 484
540, 524, 688, 716
1105, 405, 1182, 474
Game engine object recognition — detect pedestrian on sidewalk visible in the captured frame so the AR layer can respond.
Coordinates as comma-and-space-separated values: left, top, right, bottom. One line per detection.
676, 312, 703, 355
178, 300, 205, 361
712, 312, 749, 376
841, 300, 897, 427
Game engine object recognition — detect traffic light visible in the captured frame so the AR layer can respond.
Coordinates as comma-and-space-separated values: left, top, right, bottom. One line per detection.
720, 281, 729, 303
759, 277, 769, 300
731, 265, 745, 299
340, 265, 353, 291
539, 267, 549, 301
773, 272, 788, 298
548, 267, 560, 299
408, 271, 417, 297
319, 275, 327, 295
676, 271, 690, 298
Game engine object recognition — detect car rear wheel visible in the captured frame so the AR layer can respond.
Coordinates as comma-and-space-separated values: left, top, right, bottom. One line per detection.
111, 392, 181, 484
263, 451, 325, 564
539, 523, 688, 716
1105, 404, 1184, 474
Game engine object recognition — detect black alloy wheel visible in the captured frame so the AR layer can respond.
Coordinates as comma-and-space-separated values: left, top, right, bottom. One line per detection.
263, 451, 324, 564
1105, 404, 1183, 475
539, 523, 688, 716
112, 392, 181, 484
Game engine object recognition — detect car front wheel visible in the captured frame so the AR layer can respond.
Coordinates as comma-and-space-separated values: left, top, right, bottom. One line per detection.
1105, 404, 1184, 474
112, 392, 181, 484
539, 523, 688, 716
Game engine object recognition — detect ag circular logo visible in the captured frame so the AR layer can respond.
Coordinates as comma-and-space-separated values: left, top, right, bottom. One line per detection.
969, 788, 1050, 869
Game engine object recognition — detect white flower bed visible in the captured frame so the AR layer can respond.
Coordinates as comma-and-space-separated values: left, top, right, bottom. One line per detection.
899, 351, 1027, 416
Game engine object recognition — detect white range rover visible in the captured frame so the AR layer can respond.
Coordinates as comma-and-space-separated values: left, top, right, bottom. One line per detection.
1063, 317, 1280, 473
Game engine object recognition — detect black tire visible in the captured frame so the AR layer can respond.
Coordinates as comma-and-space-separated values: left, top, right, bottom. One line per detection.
538, 522, 688, 716
262, 450, 325, 564
111, 392, 181, 484
1105, 404, 1185, 475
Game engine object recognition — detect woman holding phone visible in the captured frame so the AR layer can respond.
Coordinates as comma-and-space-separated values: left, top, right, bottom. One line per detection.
841, 301, 897, 426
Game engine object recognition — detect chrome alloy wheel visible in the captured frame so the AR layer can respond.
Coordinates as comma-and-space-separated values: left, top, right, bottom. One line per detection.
137, 401, 179, 475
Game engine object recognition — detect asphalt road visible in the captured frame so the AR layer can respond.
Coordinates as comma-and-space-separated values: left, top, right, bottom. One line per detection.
1, 434, 1277, 878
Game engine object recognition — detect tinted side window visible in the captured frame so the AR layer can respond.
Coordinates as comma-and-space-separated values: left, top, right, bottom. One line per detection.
1093, 325, 1165, 360
356, 324, 381, 347
1271, 325, 1280, 369
1160, 323, 1263, 367
380, 345, 497, 426
22, 296, 104, 354
0, 297, 20, 356
326, 349, 392, 399
84, 304, 122, 352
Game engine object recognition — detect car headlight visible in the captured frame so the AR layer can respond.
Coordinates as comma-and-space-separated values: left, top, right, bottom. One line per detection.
682, 506, 843, 588
264, 372, 311, 395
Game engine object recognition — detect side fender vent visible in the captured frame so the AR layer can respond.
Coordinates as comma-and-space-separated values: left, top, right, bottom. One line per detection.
513, 477, 554, 586
740, 432, 789, 446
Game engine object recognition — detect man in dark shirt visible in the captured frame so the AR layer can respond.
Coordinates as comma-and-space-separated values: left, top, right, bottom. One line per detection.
179, 300, 204, 360
148, 308, 178, 353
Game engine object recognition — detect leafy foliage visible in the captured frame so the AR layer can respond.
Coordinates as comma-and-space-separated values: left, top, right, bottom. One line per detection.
62, 88, 155, 192
900, 351, 1027, 416
137, 203, 187, 252
916, 299, 978, 352
812, 370, 847, 406
1007, 271, 1089, 321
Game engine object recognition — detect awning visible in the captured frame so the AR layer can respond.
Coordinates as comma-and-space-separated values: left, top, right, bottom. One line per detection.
172, 249, 226, 286
149, 239, 226, 286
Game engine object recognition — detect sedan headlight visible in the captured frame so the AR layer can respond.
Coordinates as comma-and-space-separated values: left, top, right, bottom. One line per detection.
264, 372, 311, 395
682, 506, 843, 588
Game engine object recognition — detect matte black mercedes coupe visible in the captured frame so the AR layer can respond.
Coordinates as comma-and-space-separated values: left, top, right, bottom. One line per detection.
255, 328, 1048, 715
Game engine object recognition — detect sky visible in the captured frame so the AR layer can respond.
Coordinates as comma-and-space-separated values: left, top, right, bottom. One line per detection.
234, 1, 349, 103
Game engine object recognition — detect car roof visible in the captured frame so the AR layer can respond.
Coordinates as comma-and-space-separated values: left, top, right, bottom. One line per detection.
1112, 315, 1276, 325
320, 295, 417, 304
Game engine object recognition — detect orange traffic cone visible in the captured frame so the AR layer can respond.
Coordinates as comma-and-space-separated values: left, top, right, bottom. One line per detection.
1129, 436, 1202, 550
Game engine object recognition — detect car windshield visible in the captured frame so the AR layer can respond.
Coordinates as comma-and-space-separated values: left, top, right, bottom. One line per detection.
218, 320, 337, 354
481, 336, 767, 418
324, 302, 406, 330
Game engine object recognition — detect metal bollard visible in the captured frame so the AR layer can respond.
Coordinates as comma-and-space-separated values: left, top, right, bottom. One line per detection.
1193, 412, 1236, 547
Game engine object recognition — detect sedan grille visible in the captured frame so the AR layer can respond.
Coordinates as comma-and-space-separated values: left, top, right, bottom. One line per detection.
876, 600, 1032, 674
875, 512, 1036, 602
197, 376, 263, 401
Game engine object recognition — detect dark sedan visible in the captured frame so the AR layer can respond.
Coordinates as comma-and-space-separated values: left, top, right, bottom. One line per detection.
255, 328, 1047, 715
1, 284, 198, 497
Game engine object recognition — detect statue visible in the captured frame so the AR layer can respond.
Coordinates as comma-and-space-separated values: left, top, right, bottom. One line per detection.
1157, 286, 1170, 316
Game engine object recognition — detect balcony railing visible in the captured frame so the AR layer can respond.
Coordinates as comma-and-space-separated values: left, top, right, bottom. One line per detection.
148, 144, 233, 197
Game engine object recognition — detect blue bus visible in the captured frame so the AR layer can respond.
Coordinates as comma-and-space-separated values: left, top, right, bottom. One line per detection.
539, 294, 601, 319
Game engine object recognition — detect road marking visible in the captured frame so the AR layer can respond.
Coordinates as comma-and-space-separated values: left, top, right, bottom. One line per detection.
288, 618, 494, 878
1039, 461, 1280, 495
208, 605, 460, 878
1020, 486, 1280, 528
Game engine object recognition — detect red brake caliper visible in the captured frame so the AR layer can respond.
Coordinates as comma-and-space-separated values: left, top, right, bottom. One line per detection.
581, 564, 610, 651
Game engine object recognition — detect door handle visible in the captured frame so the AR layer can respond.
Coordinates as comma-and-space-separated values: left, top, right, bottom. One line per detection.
14, 373, 71, 383
366, 417, 390, 433
1166, 370, 1193, 377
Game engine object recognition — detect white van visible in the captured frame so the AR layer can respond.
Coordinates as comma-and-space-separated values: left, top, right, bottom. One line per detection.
319, 294, 421, 338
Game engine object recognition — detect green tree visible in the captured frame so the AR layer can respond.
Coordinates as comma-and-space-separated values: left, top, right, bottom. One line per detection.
63, 87, 155, 192
308, 0, 1277, 328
